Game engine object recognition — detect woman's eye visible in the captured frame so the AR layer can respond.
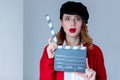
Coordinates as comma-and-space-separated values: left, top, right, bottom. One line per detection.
65, 17, 70, 21
75, 17, 81, 21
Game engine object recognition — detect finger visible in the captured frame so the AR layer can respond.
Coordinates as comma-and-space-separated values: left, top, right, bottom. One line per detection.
51, 42, 56, 49
48, 38, 51, 44
86, 58, 89, 69
48, 37, 53, 44
47, 45, 55, 58
90, 71, 96, 80
53, 42, 57, 49
86, 68, 96, 79
85, 69, 92, 78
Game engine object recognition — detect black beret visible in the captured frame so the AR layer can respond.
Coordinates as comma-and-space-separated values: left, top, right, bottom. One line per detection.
60, 1, 89, 24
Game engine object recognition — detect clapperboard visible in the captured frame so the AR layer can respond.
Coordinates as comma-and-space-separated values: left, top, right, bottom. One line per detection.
45, 14, 86, 72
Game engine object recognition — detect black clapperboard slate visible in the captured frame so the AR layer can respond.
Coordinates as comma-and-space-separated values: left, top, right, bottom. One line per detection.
54, 47, 86, 73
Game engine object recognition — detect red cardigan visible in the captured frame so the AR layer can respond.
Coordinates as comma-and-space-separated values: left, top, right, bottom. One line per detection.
40, 44, 107, 80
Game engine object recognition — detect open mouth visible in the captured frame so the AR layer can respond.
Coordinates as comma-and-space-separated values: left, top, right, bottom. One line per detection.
69, 28, 76, 33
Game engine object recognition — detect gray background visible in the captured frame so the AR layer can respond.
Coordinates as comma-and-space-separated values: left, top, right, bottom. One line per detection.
0, 0, 23, 80
0, 0, 120, 80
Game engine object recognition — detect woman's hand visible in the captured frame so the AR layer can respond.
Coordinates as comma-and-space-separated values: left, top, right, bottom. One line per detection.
85, 68, 96, 80
47, 37, 57, 58
75, 58, 96, 80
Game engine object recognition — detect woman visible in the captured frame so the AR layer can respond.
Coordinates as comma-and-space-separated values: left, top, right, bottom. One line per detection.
40, 1, 107, 80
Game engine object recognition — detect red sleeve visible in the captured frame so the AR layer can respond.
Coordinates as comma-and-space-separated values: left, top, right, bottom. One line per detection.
94, 45, 107, 80
39, 45, 55, 80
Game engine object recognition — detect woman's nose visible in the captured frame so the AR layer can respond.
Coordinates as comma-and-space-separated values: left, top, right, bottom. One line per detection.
71, 19, 75, 26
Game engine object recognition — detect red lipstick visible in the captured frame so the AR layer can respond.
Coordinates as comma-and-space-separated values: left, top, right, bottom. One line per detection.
69, 28, 76, 33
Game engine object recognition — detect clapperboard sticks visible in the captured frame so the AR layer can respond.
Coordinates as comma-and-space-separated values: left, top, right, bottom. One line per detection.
45, 14, 58, 44
45, 14, 86, 50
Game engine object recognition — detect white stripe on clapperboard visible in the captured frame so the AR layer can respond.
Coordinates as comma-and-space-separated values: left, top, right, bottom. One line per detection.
45, 14, 86, 50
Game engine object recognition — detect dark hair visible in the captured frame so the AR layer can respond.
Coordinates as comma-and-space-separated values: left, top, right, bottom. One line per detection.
60, 1, 89, 23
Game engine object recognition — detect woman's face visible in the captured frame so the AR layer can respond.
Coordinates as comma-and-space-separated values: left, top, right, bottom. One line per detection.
61, 14, 83, 38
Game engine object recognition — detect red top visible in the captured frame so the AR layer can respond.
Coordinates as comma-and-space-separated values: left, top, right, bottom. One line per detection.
40, 44, 107, 80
